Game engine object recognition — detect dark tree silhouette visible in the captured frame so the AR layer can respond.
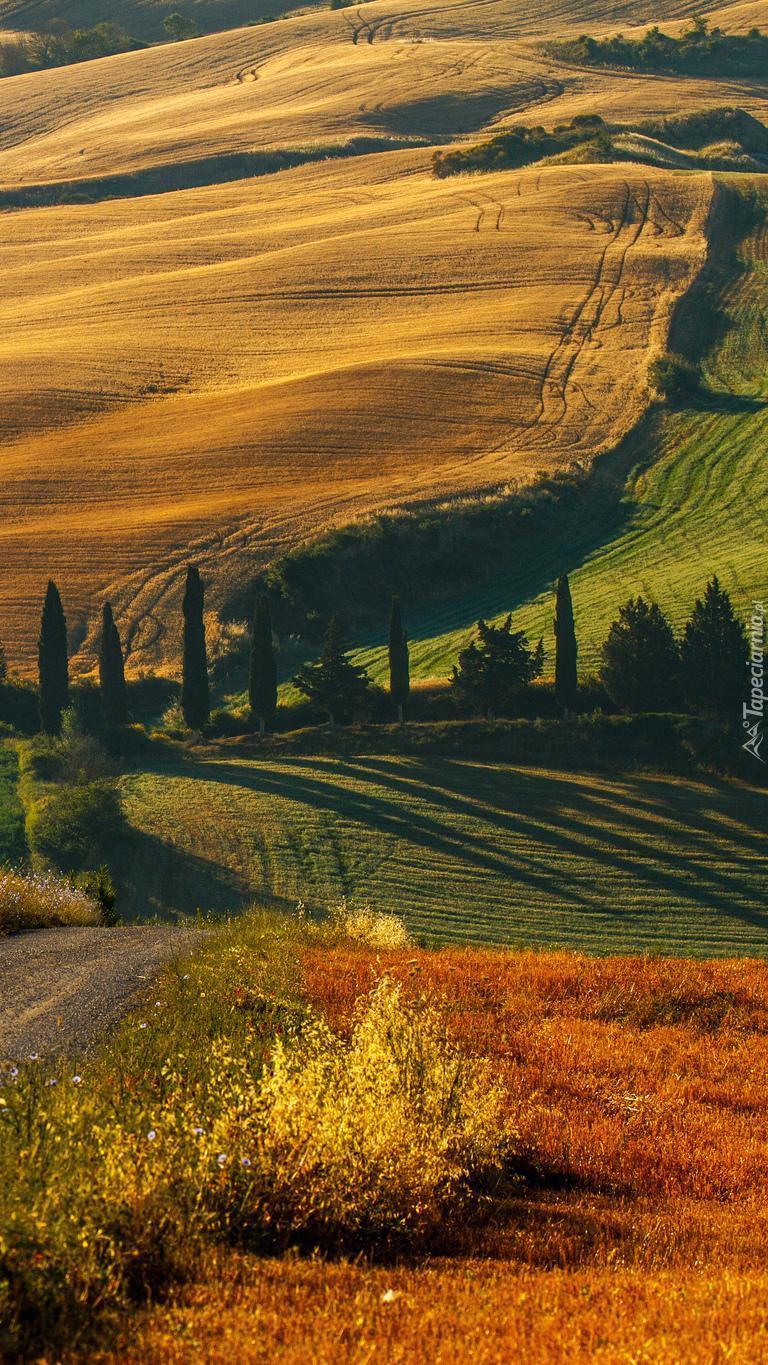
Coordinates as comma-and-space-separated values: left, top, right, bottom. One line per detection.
293, 616, 371, 726
451, 616, 544, 718
388, 596, 410, 723
181, 565, 210, 730
38, 580, 69, 735
554, 574, 578, 716
681, 576, 748, 715
600, 596, 680, 712
249, 592, 278, 736
99, 602, 128, 729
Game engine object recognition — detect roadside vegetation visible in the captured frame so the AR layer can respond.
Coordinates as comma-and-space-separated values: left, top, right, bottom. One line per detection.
0, 909, 509, 1357
0, 867, 98, 934
5, 913, 768, 1359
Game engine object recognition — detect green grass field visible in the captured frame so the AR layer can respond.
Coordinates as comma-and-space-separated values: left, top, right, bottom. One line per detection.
331, 181, 768, 687
120, 755, 768, 954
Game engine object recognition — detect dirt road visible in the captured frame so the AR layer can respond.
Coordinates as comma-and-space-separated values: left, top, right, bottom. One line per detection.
0, 925, 200, 1058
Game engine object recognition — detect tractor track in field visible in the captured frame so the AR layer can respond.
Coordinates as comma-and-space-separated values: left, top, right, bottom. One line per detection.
530, 180, 651, 432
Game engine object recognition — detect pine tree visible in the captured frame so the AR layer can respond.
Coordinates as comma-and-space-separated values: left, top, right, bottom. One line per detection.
249, 592, 277, 736
680, 576, 748, 715
599, 597, 680, 712
181, 565, 209, 730
38, 580, 69, 735
451, 616, 544, 718
554, 574, 578, 717
293, 616, 371, 726
99, 602, 128, 729
388, 596, 410, 723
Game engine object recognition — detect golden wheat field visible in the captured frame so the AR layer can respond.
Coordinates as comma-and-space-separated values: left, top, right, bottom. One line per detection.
0, 0, 763, 670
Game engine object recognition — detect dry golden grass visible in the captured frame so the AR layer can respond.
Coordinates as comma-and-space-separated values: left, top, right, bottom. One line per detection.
113, 1259, 768, 1364
113, 944, 768, 1363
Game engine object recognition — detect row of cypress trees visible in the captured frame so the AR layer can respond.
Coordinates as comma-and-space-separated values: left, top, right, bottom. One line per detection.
182, 570, 410, 732
38, 581, 127, 735
33, 563, 747, 737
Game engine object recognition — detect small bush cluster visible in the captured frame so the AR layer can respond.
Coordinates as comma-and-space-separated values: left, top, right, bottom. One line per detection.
328, 897, 412, 948
648, 352, 701, 401
28, 780, 124, 875
433, 115, 610, 177
0, 867, 98, 934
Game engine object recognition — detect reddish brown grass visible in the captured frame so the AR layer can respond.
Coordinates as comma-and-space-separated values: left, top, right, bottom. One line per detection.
114, 947, 768, 1362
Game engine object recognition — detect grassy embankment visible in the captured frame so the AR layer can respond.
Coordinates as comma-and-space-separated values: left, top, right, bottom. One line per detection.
6, 910, 768, 1361
120, 753, 768, 954
0, 740, 103, 932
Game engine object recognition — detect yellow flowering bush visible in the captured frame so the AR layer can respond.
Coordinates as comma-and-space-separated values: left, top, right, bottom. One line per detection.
328, 897, 413, 949
0, 914, 512, 1357
245, 977, 511, 1244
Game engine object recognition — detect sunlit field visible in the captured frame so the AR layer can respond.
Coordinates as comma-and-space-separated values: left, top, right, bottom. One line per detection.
0, 0, 762, 673
120, 755, 768, 953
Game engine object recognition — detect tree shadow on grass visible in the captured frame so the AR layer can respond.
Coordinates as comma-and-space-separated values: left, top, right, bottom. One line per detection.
691, 389, 768, 414
113, 825, 295, 923
179, 758, 768, 937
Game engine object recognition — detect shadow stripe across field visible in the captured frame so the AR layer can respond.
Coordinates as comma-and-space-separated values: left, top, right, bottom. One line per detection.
120, 757, 768, 955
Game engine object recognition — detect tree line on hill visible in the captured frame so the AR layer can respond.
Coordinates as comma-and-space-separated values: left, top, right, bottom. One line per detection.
19, 566, 751, 740
0, 23, 141, 78
552, 18, 768, 79
0, 12, 210, 82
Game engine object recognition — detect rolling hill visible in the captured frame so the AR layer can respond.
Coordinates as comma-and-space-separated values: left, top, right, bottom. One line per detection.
344, 176, 768, 684
0, 0, 763, 674
0, 153, 710, 669
0, 0, 300, 41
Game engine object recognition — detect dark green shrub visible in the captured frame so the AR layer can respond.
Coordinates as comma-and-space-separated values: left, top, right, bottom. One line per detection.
71, 865, 120, 926
550, 23, 768, 78
648, 353, 701, 401
29, 782, 124, 874
0, 680, 40, 735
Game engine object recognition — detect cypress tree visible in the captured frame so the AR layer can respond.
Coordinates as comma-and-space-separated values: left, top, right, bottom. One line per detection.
38, 580, 69, 735
249, 592, 277, 736
99, 602, 128, 729
294, 616, 371, 727
388, 596, 410, 723
181, 565, 209, 730
680, 576, 748, 715
554, 574, 578, 717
